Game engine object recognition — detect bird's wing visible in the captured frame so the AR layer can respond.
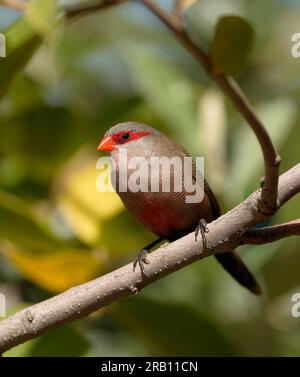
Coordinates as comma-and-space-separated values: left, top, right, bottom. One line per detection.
190, 156, 221, 219
162, 139, 262, 295
170, 141, 221, 219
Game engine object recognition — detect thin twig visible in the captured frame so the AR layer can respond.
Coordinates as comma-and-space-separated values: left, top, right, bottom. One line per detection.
243, 219, 300, 245
138, 0, 280, 215
65, 0, 127, 20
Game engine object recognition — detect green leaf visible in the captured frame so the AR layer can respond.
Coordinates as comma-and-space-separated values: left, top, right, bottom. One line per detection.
211, 15, 254, 75
0, 18, 41, 99
0, 105, 78, 167
0, 0, 57, 99
0, 190, 65, 253
111, 296, 238, 356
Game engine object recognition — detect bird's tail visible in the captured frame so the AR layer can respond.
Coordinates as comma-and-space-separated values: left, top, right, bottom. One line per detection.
215, 252, 262, 295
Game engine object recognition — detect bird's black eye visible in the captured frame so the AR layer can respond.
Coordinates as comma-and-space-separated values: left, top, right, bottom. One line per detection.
122, 132, 130, 140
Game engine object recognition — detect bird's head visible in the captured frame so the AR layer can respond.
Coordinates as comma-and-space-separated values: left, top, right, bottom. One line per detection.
97, 122, 158, 154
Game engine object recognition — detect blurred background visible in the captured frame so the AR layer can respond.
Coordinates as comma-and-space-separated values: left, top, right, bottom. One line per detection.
0, 0, 300, 356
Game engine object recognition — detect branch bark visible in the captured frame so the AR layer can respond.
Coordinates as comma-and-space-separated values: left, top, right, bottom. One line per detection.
65, 0, 127, 20
243, 219, 300, 245
0, 164, 299, 354
0, 0, 27, 11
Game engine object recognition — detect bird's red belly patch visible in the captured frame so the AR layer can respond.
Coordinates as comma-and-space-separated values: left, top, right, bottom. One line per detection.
136, 197, 183, 238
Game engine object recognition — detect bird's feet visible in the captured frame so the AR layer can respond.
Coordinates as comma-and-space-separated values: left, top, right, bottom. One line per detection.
195, 218, 209, 249
133, 249, 150, 272
132, 238, 164, 273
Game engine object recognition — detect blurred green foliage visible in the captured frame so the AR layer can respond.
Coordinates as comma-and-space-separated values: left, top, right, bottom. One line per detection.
0, 0, 300, 356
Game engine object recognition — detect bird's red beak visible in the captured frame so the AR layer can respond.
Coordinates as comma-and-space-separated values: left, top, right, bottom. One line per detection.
97, 135, 115, 152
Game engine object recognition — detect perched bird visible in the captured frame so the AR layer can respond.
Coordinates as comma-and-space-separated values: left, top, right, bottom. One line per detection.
97, 122, 261, 295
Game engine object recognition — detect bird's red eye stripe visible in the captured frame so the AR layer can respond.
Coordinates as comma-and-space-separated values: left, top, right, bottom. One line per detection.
111, 130, 151, 144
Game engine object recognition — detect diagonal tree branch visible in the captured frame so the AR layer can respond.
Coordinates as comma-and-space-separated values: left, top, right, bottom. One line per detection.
0, 163, 299, 355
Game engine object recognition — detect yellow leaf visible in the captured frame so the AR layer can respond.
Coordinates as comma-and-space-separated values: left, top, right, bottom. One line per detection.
55, 153, 153, 257
3, 245, 104, 293
26, 0, 58, 37
56, 157, 124, 244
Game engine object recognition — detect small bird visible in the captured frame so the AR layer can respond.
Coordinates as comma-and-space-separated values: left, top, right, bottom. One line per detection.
97, 122, 261, 295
